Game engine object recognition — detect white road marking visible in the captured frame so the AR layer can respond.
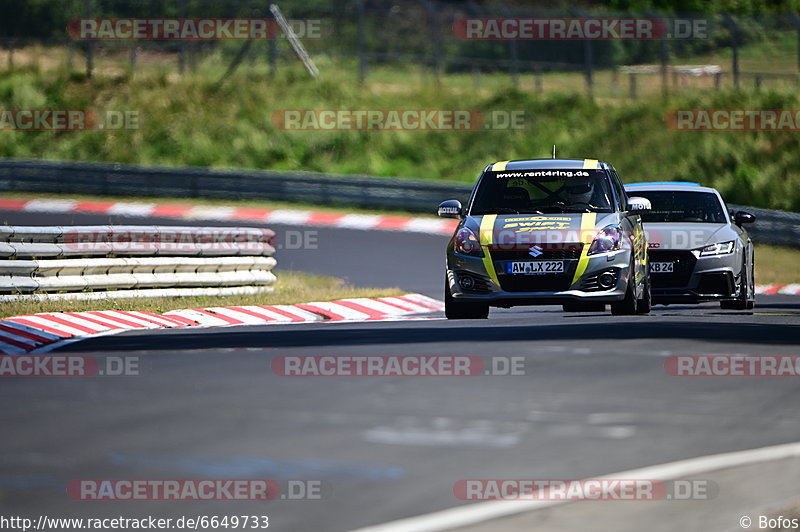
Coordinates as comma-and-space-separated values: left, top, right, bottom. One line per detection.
349, 440, 800, 532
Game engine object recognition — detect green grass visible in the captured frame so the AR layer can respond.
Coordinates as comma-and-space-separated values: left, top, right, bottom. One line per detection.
0, 270, 403, 320
755, 245, 800, 284
2, 36, 800, 211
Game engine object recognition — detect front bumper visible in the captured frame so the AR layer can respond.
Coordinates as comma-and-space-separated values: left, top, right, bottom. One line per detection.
447, 249, 634, 307
649, 249, 740, 303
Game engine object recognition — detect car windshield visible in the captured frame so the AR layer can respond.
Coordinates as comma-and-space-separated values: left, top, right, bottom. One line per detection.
470, 169, 614, 215
633, 191, 727, 223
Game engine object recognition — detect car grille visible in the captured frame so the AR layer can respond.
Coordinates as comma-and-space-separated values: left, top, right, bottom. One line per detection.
490, 244, 582, 292
488, 243, 583, 261
649, 250, 696, 288
497, 272, 576, 292
697, 272, 735, 296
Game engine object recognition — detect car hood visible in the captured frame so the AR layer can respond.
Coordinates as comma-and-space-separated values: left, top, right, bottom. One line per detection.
467, 213, 619, 245
643, 222, 736, 251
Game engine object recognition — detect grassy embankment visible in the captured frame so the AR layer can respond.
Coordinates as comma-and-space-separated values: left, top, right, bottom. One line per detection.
1, 38, 800, 211
0, 271, 404, 319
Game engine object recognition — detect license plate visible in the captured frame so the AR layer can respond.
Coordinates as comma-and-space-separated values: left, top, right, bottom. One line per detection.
651, 262, 674, 273
506, 261, 564, 275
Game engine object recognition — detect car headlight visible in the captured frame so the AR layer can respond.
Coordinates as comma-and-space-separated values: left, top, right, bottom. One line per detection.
588, 225, 622, 255
454, 227, 483, 256
699, 241, 735, 256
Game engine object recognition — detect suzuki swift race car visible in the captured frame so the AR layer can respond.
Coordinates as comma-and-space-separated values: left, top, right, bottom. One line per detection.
438, 159, 652, 319
624, 182, 756, 309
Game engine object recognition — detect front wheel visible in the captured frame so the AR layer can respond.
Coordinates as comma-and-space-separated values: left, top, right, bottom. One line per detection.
636, 274, 651, 314
721, 252, 755, 310
445, 277, 489, 319
610, 278, 637, 315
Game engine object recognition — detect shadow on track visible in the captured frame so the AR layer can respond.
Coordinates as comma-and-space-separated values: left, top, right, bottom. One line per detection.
56, 320, 800, 352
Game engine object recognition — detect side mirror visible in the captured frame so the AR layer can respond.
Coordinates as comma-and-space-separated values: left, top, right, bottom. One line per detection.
627, 197, 651, 213
734, 211, 756, 225
438, 199, 463, 219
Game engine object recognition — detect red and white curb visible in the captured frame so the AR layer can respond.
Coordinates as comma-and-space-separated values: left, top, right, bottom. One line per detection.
0, 294, 444, 355
0, 197, 458, 235
756, 284, 800, 295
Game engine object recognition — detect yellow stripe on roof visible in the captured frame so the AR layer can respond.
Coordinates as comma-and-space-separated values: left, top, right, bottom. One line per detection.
583, 159, 599, 169
491, 161, 510, 172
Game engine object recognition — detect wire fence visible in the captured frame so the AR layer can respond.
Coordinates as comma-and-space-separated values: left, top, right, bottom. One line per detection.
2, 1, 800, 97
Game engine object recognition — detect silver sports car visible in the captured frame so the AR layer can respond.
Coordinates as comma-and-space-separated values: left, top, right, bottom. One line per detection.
624, 182, 756, 309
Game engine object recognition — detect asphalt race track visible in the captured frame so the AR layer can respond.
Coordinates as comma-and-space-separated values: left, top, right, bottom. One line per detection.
1, 209, 799, 531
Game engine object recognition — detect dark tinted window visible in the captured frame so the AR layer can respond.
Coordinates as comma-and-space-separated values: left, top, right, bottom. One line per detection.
610, 169, 627, 210
470, 169, 614, 215
633, 191, 727, 223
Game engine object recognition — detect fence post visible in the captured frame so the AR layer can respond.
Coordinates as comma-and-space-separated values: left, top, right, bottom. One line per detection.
421, 1, 441, 86
789, 13, 800, 72
722, 13, 739, 89
571, 8, 593, 98
178, 0, 186, 74
269, 37, 277, 75
357, 0, 367, 84
611, 69, 619, 96
535, 64, 543, 94
658, 17, 669, 99
84, 0, 93, 78
498, 2, 519, 88
629, 74, 637, 99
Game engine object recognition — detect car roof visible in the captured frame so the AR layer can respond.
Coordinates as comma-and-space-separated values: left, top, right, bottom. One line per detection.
624, 182, 719, 194
484, 158, 611, 172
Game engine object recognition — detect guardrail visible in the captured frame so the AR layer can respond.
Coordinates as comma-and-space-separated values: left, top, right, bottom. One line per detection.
0, 225, 277, 300
0, 158, 471, 214
0, 158, 797, 248
728, 204, 800, 249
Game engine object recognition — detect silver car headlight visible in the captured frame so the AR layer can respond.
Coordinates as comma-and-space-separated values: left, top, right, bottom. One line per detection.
699, 240, 735, 256
454, 227, 483, 257
588, 225, 622, 255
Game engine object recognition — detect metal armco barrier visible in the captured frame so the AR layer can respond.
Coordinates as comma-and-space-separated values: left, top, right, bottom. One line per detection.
0, 225, 277, 299
0, 158, 472, 213
0, 159, 797, 248
728, 204, 800, 249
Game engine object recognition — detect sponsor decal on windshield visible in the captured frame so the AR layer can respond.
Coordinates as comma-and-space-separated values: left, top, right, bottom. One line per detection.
495, 170, 590, 179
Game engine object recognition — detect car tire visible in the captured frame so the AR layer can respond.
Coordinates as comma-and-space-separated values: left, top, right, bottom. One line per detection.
720, 251, 755, 311
445, 277, 489, 319
636, 273, 651, 314
610, 275, 637, 316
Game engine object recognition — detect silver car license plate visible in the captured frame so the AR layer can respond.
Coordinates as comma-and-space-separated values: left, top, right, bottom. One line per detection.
651, 262, 674, 273
506, 261, 564, 275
